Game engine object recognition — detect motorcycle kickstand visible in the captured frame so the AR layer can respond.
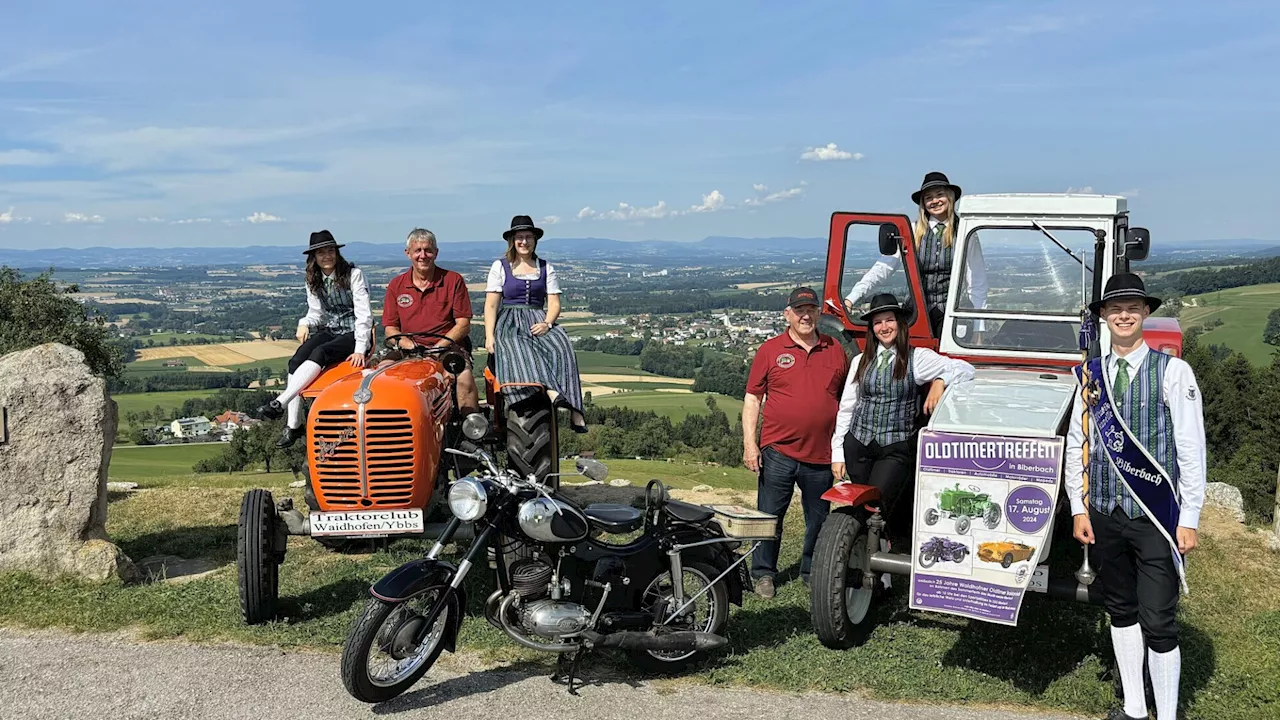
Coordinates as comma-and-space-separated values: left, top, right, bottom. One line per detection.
552, 648, 589, 696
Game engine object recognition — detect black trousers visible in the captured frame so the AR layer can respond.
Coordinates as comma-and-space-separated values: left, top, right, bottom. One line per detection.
289, 329, 356, 373
1091, 506, 1180, 653
844, 432, 917, 520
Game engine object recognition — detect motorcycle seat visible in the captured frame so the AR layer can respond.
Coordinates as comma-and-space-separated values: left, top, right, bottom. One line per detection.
663, 499, 714, 524
584, 503, 644, 534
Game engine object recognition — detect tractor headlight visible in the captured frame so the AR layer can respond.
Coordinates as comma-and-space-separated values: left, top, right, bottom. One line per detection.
462, 412, 489, 441
448, 478, 488, 521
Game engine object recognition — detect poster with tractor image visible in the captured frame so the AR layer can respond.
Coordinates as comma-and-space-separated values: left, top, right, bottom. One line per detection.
909, 430, 1064, 626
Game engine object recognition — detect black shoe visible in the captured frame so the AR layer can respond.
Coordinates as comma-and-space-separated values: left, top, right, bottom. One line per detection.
275, 425, 304, 448
1104, 708, 1147, 720
571, 423, 589, 435
256, 400, 284, 420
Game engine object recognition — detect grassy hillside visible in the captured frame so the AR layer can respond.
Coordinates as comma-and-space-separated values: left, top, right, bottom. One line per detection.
113, 389, 222, 420
109, 443, 226, 481
593, 390, 744, 420
1183, 283, 1280, 365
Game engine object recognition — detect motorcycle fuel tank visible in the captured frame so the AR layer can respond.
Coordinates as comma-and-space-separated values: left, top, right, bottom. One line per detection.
517, 497, 590, 543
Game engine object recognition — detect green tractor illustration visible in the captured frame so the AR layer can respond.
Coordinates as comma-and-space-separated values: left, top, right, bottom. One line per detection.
923, 483, 1002, 535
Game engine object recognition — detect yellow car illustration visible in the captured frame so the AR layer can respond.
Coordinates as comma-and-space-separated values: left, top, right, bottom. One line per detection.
978, 541, 1036, 569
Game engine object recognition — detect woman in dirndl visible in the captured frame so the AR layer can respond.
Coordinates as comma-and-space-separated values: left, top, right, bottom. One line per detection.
483, 215, 587, 432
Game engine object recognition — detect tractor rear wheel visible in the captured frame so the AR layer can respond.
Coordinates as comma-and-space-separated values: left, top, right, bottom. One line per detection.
811, 510, 876, 649
505, 394, 559, 484
238, 489, 281, 625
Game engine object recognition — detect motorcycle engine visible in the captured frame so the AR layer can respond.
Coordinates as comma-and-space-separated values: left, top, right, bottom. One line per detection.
520, 599, 593, 640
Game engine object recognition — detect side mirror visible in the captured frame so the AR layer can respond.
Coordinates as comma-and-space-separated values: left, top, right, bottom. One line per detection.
575, 458, 609, 482
442, 350, 467, 375
878, 223, 902, 256
1124, 227, 1150, 261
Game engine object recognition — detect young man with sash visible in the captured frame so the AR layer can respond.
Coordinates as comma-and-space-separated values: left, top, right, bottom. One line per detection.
1065, 273, 1206, 720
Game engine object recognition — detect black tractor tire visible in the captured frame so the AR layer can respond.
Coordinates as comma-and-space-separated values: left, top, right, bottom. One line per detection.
505, 394, 559, 484
237, 489, 280, 625
811, 510, 876, 649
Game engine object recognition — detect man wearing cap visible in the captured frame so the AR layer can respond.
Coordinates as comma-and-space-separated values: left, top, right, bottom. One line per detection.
742, 286, 850, 598
381, 228, 480, 413
1065, 273, 1206, 720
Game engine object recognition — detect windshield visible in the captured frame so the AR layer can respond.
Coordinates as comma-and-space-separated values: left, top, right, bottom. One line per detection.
953, 226, 1095, 353
839, 221, 917, 326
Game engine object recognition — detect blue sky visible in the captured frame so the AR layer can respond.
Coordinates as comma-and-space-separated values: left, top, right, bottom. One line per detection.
0, 1, 1276, 249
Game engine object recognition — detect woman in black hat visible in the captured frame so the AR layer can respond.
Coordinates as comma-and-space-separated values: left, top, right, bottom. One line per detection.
256, 230, 372, 447
830, 293, 974, 520
482, 216, 586, 432
843, 172, 987, 337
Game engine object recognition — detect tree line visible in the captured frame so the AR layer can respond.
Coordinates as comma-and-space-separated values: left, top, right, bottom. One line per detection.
587, 291, 786, 315
1147, 255, 1280, 297
556, 395, 744, 467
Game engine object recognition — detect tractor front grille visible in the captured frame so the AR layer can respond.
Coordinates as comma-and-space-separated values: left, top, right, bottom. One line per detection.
312, 408, 416, 508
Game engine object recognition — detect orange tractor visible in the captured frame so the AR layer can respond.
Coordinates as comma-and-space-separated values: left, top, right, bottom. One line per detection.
237, 331, 560, 624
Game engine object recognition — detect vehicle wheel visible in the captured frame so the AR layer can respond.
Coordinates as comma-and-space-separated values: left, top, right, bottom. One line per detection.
237, 489, 280, 625
952, 548, 967, 563
628, 561, 729, 674
340, 589, 455, 703
923, 508, 939, 526
919, 551, 937, 568
955, 515, 971, 535
505, 394, 559, 484
983, 503, 1001, 529
810, 510, 875, 649
1001, 553, 1014, 569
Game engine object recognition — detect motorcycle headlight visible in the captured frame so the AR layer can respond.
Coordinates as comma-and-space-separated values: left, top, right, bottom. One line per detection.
448, 478, 488, 521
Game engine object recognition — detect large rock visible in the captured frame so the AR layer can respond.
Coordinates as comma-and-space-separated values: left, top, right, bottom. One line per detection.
1204, 482, 1246, 524
0, 343, 136, 582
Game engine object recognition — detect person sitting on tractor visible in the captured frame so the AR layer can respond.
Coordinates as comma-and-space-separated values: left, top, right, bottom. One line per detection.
256, 230, 372, 448
482, 215, 587, 433
380, 228, 480, 414
843, 172, 986, 337
831, 293, 973, 521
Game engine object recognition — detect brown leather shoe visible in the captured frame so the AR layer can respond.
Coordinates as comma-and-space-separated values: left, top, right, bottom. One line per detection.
753, 576, 776, 599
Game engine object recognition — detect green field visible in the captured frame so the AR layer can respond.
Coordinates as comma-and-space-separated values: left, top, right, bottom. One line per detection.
594, 390, 744, 420
123, 356, 212, 374
592, 457, 757, 492
135, 332, 240, 345
112, 389, 222, 421
575, 350, 648, 374
602, 381, 696, 390
108, 443, 226, 482
1183, 283, 1280, 365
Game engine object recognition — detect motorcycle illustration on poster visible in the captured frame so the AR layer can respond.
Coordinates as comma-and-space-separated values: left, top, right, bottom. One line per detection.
910, 430, 1064, 626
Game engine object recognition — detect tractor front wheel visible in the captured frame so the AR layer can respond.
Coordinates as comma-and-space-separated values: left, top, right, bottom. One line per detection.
955, 515, 972, 535
923, 508, 939, 526
811, 510, 876, 649
237, 489, 282, 624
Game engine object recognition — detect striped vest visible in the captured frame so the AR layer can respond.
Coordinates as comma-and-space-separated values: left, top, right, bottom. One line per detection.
919, 223, 953, 311
1088, 351, 1178, 518
850, 349, 918, 446
318, 276, 356, 334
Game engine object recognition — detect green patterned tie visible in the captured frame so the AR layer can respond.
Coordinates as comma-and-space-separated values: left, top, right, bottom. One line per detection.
1113, 358, 1130, 399
877, 350, 892, 371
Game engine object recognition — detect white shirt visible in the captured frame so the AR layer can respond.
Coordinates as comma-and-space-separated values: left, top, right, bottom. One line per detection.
485, 259, 562, 295
830, 345, 975, 463
1064, 341, 1207, 529
298, 267, 374, 355
844, 218, 988, 311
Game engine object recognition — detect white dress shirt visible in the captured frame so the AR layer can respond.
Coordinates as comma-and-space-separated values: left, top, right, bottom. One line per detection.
1064, 341, 1207, 529
844, 217, 988, 311
485, 260, 563, 294
298, 267, 374, 355
830, 344, 975, 463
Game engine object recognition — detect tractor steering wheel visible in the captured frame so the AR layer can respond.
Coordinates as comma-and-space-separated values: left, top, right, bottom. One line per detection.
382, 331, 458, 357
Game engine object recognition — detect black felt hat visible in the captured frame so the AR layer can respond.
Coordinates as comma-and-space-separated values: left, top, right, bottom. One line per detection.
303, 230, 343, 255
1089, 273, 1162, 315
911, 171, 963, 205
860, 292, 908, 322
502, 215, 545, 241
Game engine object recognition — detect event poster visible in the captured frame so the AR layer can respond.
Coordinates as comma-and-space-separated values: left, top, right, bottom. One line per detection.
908, 430, 1065, 626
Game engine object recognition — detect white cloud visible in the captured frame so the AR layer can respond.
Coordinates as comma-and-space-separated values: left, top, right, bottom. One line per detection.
576, 207, 595, 220
752, 183, 768, 193
800, 143, 862, 162
0, 149, 57, 167
0, 207, 15, 224
745, 182, 807, 206
64, 212, 105, 223
1065, 186, 1095, 194
580, 201, 671, 221
245, 211, 283, 223
687, 190, 727, 214
137, 216, 165, 223
172, 217, 212, 224
540, 215, 561, 225
1117, 188, 1141, 198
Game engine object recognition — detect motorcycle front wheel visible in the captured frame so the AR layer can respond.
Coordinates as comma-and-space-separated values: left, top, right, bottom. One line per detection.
341, 588, 454, 704
628, 561, 729, 674
918, 550, 937, 568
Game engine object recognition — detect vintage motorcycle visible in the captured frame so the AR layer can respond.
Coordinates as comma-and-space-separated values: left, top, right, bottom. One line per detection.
339, 444, 758, 703
917, 536, 969, 568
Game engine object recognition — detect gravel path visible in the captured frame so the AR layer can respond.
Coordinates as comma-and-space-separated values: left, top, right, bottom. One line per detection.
0, 629, 1086, 720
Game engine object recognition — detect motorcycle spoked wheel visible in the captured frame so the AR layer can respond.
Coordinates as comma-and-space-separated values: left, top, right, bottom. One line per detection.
628, 562, 729, 674
341, 588, 455, 704
918, 550, 937, 568
810, 510, 876, 649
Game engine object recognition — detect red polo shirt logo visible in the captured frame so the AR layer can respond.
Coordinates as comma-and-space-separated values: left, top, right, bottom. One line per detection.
776, 353, 795, 369
396, 293, 414, 307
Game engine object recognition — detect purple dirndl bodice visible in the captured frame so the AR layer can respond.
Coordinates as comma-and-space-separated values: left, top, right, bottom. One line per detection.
500, 258, 547, 308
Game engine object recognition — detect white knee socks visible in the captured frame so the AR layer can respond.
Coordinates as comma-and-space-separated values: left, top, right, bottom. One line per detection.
276, 361, 323, 429
1148, 646, 1181, 720
1111, 624, 1149, 719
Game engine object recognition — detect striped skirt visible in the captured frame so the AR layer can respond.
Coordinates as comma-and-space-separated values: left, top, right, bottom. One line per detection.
494, 305, 584, 413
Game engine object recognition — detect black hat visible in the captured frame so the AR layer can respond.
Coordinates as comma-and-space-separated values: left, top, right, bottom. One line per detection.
911, 171, 963, 205
502, 215, 545, 241
1089, 273, 1162, 315
860, 292, 907, 322
303, 230, 343, 255
786, 286, 819, 308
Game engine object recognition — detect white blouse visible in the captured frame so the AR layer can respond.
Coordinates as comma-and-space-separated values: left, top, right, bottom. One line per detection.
485, 260, 562, 294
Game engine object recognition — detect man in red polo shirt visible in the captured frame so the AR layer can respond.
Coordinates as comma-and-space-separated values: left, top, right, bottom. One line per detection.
381, 228, 479, 413
742, 286, 850, 598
